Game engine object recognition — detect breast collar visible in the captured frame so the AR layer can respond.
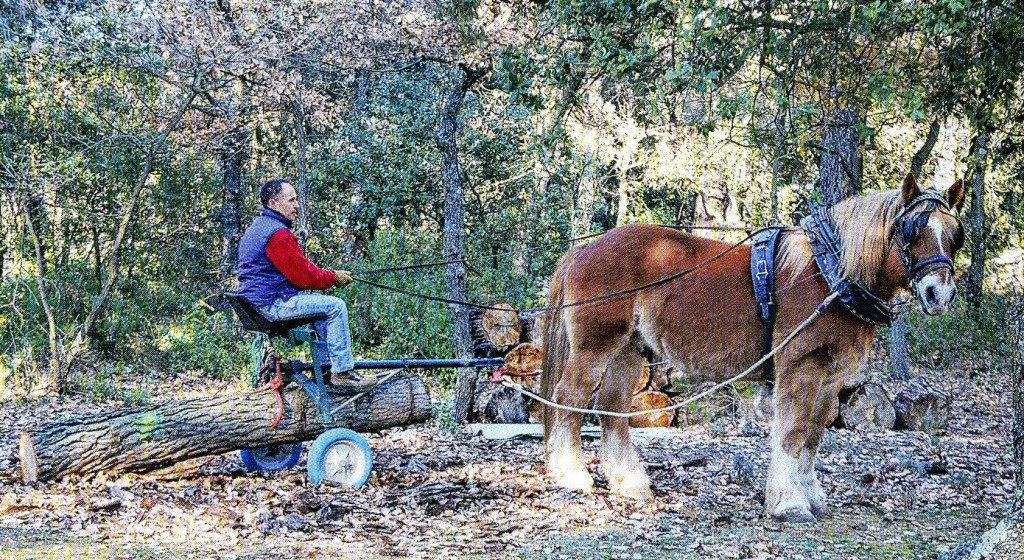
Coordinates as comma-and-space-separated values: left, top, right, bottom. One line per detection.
800, 205, 896, 326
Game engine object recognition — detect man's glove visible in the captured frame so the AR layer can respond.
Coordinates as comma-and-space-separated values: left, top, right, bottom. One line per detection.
334, 270, 355, 288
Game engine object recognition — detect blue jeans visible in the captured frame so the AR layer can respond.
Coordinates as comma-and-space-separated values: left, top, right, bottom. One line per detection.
260, 294, 354, 373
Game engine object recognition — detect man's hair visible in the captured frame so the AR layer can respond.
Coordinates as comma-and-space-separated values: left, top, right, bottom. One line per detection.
259, 178, 289, 208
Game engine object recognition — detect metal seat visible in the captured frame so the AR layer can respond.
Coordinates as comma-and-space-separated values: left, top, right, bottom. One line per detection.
224, 292, 327, 339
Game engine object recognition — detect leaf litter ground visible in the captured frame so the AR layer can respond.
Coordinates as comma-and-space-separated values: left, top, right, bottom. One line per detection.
0, 362, 1014, 560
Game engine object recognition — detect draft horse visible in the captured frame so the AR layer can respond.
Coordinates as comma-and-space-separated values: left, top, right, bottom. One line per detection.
541, 174, 965, 522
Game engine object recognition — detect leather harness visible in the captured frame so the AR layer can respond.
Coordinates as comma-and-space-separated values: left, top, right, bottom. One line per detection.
750, 191, 957, 386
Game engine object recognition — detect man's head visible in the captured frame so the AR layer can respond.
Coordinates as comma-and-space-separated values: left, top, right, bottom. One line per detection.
260, 178, 299, 222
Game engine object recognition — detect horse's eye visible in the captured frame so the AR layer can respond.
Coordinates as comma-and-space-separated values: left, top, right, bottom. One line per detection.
952, 223, 965, 252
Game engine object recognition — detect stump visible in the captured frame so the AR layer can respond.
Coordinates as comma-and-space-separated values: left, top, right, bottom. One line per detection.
835, 382, 896, 431
470, 302, 521, 355
629, 391, 674, 428
893, 381, 950, 432
19, 374, 431, 483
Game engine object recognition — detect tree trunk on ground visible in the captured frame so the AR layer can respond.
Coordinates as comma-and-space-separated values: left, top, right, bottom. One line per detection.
817, 107, 862, 206
435, 64, 488, 425
19, 374, 431, 483
940, 298, 1024, 559
890, 119, 942, 380
965, 130, 990, 310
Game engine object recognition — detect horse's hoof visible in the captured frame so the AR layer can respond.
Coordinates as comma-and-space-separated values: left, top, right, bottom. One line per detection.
772, 508, 817, 524
611, 477, 654, 501
554, 470, 594, 493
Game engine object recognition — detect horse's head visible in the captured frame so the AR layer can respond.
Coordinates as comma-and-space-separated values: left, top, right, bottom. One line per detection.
895, 173, 966, 315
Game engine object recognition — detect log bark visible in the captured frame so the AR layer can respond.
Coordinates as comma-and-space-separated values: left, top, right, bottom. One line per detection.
629, 391, 674, 428
471, 382, 529, 424
835, 382, 896, 431
19, 374, 431, 483
893, 382, 951, 433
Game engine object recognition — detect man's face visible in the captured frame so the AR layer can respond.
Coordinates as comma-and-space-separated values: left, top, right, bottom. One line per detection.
269, 183, 299, 221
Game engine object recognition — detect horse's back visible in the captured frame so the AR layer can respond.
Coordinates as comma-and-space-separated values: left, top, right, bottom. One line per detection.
562, 224, 752, 296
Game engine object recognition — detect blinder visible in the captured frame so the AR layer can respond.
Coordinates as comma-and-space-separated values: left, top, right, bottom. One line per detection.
893, 192, 959, 284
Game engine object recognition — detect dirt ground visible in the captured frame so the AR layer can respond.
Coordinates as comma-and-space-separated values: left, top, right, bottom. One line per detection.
0, 361, 1015, 560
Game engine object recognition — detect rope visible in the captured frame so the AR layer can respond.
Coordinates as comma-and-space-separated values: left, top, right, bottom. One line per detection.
351, 224, 784, 277
353, 229, 766, 313
500, 291, 840, 418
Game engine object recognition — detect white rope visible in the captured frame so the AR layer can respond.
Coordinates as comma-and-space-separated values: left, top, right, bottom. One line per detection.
502, 292, 840, 419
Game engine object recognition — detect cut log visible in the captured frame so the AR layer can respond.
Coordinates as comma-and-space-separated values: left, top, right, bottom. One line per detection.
835, 382, 896, 431
519, 310, 546, 346
472, 379, 528, 424
19, 374, 431, 483
629, 391, 674, 428
502, 343, 543, 393
893, 381, 951, 433
632, 366, 651, 395
469, 302, 521, 354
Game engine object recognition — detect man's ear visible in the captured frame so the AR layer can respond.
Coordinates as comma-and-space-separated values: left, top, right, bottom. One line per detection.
902, 173, 922, 205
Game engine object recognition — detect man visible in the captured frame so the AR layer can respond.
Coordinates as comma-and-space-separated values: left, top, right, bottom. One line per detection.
237, 178, 374, 388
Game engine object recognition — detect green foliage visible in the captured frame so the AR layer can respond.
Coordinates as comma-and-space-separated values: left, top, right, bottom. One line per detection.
906, 295, 1020, 370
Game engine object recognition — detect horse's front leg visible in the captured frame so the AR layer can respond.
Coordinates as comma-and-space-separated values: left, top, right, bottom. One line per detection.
766, 350, 841, 522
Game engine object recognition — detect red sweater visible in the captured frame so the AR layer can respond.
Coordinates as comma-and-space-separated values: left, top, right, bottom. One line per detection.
266, 229, 337, 290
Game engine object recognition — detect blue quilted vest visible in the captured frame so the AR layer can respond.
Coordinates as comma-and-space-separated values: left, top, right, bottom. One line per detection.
237, 208, 299, 308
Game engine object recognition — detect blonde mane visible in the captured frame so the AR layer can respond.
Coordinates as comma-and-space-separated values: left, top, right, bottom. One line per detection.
831, 190, 903, 288
777, 190, 904, 290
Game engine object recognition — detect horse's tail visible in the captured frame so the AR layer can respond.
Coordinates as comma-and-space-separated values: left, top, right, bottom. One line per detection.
541, 246, 578, 437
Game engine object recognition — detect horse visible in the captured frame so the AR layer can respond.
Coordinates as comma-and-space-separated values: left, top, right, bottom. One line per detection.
541, 173, 965, 522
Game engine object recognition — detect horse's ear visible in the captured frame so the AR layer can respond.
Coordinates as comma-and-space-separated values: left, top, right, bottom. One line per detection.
947, 179, 965, 211
902, 173, 922, 205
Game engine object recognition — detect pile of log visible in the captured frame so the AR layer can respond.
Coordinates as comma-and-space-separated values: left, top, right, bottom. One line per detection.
630, 361, 675, 428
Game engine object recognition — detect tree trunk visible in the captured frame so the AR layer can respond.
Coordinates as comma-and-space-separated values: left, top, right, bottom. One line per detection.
293, 95, 311, 246
19, 374, 431, 483
435, 65, 488, 425
817, 108, 862, 206
218, 126, 245, 284
965, 130, 990, 310
890, 119, 942, 380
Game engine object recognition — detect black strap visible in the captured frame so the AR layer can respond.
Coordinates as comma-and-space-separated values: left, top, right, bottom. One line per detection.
801, 206, 895, 325
750, 228, 783, 386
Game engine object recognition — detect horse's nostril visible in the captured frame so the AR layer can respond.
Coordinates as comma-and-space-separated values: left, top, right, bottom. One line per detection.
925, 286, 938, 305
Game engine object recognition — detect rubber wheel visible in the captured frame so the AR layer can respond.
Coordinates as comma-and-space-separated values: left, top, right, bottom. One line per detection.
306, 428, 373, 488
239, 442, 303, 472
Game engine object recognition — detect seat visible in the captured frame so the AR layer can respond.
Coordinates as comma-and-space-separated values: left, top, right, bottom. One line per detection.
224, 292, 328, 339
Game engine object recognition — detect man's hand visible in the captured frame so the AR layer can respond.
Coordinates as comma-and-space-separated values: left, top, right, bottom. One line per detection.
334, 270, 355, 288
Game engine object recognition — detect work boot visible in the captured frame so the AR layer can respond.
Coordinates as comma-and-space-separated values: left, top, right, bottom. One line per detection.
328, 370, 377, 390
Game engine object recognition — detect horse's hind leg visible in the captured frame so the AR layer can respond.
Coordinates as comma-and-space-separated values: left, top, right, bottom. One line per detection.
598, 344, 653, 501
547, 347, 615, 493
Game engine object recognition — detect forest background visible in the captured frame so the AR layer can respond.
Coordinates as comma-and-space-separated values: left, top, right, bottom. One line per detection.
0, 0, 1021, 406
